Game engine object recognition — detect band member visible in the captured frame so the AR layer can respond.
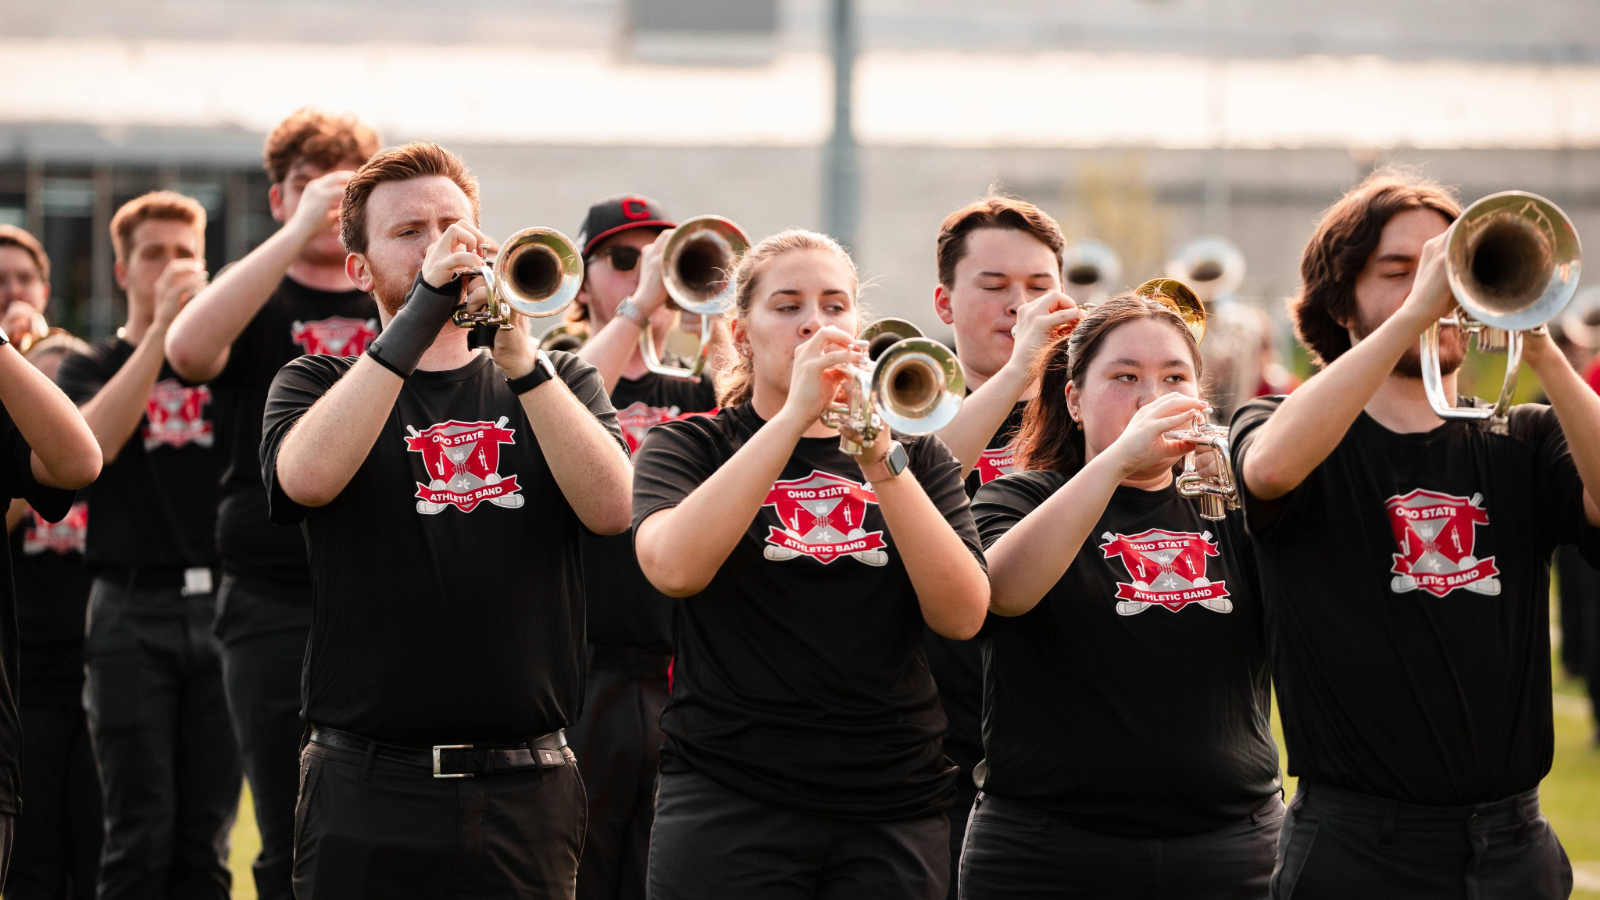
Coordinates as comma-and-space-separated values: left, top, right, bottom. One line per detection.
0, 226, 54, 350
55, 191, 239, 899
164, 108, 380, 900
8, 332, 100, 900
632, 230, 990, 899
564, 195, 714, 900
1232, 170, 1600, 898
963, 294, 1282, 899
924, 195, 1077, 886
261, 142, 632, 899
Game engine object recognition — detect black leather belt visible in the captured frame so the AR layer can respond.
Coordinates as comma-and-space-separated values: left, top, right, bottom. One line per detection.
308, 725, 569, 779
589, 644, 672, 680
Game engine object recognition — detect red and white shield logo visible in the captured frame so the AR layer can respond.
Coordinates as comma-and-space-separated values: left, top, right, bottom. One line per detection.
976, 439, 1021, 485
761, 470, 888, 565
615, 402, 719, 452
22, 501, 87, 555
1385, 488, 1500, 597
143, 380, 213, 451
291, 316, 379, 357
404, 418, 523, 514
1099, 528, 1231, 615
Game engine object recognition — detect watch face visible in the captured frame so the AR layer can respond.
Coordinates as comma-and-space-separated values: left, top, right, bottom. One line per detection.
888, 441, 909, 476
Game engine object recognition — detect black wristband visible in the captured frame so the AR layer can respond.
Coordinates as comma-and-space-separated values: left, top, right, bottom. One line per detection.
507, 351, 558, 395
365, 272, 460, 378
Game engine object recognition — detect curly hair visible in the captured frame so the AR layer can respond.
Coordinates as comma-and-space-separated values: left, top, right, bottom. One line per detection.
263, 108, 381, 184
1292, 168, 1461, 367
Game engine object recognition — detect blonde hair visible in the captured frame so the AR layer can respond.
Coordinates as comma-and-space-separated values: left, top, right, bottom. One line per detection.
715, 230, 860, 407
110, 191, 207, 262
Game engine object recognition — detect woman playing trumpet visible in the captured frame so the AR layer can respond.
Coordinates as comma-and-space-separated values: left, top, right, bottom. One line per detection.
632, 230, 989, 899
962, 292, 1282, 899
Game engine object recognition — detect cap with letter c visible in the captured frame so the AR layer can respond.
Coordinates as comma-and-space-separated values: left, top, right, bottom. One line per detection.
576, 194, 676, 257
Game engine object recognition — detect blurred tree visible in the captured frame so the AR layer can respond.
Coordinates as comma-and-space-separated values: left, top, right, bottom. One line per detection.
1062, 153, 1171, 290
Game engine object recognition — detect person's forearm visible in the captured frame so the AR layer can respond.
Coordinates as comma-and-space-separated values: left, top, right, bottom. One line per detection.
872, 474, 989, 639
938, 360, 1031, 478
275, 356, 402, 507
988, 452, 1125, 616
1241, 306, 1432, 501
166, 225, 307, 382
519, 378, 634, 534
636, 413, 807, 597
77, 327, 171, 466
1529, 347, 1600, 525
576, 316, 646, 394
0, 348, 100, 488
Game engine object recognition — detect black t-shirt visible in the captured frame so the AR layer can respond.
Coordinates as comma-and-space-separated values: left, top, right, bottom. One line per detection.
972, 471, 1279, 836
631, 404, 983, 821
212, 277, 377, 596
927, 399, 1030, 787
12, 498, 90, 710
581, 369, 717, 651
1232, 396, 1600, 806
57, 339, 219, 572
0, 407, 79, 813
261, 351, 625, 745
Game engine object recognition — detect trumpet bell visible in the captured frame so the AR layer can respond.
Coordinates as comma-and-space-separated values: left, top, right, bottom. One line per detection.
1446, 191, 1582, 332
1062, 240, 1122, 300
1133, 278, 1208, 344
538, 323, 587, 353
663, 216, 749, 316
1166, 236, 1246, 304
870, 338, 966, 435
859, 317, 924, 361
497, 228, 584, 318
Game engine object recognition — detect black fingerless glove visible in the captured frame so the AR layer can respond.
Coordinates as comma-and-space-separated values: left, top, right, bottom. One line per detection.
366, 272, 460, 378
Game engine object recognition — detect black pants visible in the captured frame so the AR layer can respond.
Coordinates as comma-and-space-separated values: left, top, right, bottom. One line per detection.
959, 791, 1283, 900
565, 648, 669, 900
215, 575, 311, 900
647, 766, 948, 900
293, 735, 588, 900
942, 777, 977, 900
83, 578, 241, 900
9, 705, 102, 899
1270, 782, 1571, 900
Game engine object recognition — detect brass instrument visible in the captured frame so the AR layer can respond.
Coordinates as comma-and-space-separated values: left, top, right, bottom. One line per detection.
821, 318, 965, 456
641, 216, 750, 379
1061, 240, 1122, 303
538, 323, 587, 353
451, 228, 584, 329
1165, 236, 1246, 304
1419, 191, 1582, 426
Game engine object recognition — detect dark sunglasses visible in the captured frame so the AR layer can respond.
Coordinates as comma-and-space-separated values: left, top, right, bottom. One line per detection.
591, 245, 641, 272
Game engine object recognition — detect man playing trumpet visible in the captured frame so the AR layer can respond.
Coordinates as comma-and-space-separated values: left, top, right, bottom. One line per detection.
1233, 169, 1600, 898
261, 142, 632, 900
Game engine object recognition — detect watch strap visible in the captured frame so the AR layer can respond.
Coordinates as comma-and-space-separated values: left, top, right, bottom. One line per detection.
507, 350, 559, 395
615, 296, 649, 328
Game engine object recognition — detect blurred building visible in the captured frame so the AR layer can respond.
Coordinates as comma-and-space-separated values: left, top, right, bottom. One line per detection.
2, 0, 1598, 346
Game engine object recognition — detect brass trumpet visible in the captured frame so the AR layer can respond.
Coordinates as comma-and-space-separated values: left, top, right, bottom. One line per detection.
538, 323, 587, 353
641, 216, 750, 380
1164, 413, 1239, 521
1419, 191, 1582, 427
451, 228, 584, 329
1165, 236, 1246, 304
821, 318, 965, 456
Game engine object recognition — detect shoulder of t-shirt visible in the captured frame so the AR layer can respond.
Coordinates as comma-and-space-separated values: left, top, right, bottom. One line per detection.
55, 338, 123, 388
899, 430, 958, 471
1228, 394, 1286, 441
1502, 401, 1561, 450
643, 403, 736, 446
273, 352, 356, 391
972, 469, 1066, 517
545, 348, 600, 385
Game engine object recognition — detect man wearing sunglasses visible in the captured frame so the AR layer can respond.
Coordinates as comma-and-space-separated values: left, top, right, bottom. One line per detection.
565, 195, 717, 900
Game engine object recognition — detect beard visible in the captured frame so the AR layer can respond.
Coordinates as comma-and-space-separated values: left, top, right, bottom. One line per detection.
1352, 306, 1466, 379
370, 261, 425, 318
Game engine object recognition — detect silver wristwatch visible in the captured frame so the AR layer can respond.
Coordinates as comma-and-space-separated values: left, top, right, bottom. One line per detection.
615, 295, 649, 328
880, 441, 909, 479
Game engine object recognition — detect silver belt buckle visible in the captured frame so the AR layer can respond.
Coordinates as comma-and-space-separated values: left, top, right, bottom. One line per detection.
432, 744, 474, 778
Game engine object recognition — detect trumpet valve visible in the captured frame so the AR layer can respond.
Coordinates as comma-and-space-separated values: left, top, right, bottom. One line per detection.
1475, 327, 1510, 353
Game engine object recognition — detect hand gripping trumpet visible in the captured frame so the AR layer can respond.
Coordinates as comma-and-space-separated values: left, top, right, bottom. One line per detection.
1419, 191, 1583, 427
450, 227, 584, 329
1163, 412, 1239, 521
820, 318, 966, 456
641, 216, 750, 379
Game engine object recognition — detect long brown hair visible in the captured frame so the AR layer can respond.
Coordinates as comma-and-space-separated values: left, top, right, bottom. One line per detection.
1293, 168, 1460, 367
1014, 294, 1203, 474
715, 230, 860, 407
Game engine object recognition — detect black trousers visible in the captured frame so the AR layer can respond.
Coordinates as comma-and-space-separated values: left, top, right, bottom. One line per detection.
1270, 782, 1571, 900
959, 791, 1285, 900
647, 766, 949, 900
293, 736, 588, 900
215, 575, 311, 900
9, 705, 102, 899
942, 777, 978, 900
565, 648, 669, 900
83, 578, 241, 900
